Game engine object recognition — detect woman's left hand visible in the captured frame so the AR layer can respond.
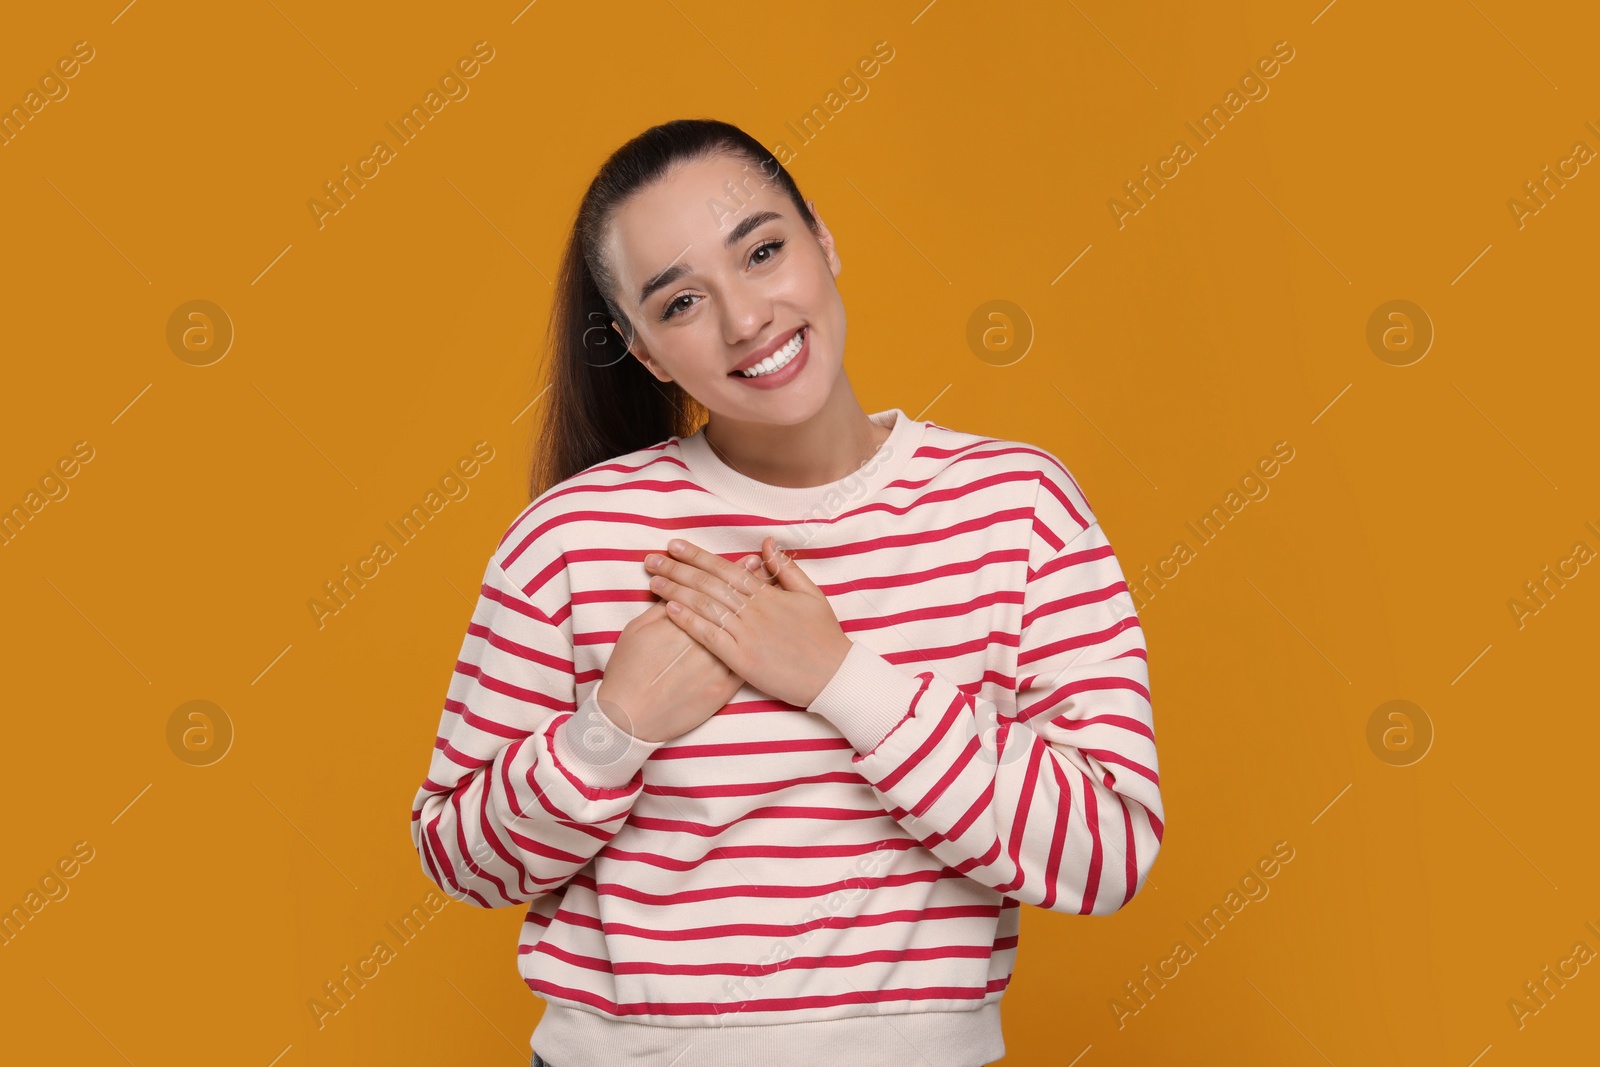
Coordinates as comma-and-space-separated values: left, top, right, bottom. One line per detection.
643, 536, 854, 709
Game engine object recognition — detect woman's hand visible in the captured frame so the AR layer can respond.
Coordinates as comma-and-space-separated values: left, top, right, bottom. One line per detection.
594, 599, 749, 745
643, 536, 854, 709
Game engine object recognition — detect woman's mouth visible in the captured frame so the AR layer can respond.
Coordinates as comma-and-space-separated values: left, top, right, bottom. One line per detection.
730, 326, 807, 381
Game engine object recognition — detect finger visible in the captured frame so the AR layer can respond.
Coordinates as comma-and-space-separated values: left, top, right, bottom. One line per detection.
650, 572, 741, 630
664, 598, 740, 667
648, 551, 750, 612
663, 538, 757, 592
654, 540, 769, 601
761, 535, 819, 593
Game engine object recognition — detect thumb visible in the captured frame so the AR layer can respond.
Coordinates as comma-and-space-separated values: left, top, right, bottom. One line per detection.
762, 536, 818, 593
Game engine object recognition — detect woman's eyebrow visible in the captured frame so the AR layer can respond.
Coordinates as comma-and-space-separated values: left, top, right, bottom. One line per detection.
636, 209, 786, 307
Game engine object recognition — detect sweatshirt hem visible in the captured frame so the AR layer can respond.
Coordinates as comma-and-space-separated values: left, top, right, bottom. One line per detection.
530, 1000, 1005, 1067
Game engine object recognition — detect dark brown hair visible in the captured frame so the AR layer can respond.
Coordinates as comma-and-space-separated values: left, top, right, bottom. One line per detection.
527, 118, 819, 501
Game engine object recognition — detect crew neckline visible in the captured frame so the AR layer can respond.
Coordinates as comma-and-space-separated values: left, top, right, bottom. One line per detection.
676, 407, 926, 519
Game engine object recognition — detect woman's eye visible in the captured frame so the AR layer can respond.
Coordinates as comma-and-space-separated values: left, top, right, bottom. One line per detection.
660, 294, 696, 321
659, 240, 785, 321
750, 239, 785, 266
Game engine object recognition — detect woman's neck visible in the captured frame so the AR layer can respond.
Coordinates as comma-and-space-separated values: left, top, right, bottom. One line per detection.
702, 382, 890, 489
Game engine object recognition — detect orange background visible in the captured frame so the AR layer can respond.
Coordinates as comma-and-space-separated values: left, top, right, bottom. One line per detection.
3, 1, 1596, 1064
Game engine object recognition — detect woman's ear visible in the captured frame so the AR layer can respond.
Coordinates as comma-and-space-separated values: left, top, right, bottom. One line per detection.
808, 200, 842, 278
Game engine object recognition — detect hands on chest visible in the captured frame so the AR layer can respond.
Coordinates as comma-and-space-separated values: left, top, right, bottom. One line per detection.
641, 535, 853, 711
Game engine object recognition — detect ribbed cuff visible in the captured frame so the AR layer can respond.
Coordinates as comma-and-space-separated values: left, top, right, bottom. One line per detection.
805, 641, 923, 756
551, 690, 666, 789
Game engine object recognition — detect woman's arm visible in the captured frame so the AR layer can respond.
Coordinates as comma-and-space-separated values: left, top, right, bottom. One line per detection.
410, 554, 663, 908
806, 468, 1164, 915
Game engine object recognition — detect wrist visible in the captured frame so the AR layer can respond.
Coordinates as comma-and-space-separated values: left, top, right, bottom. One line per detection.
595, 679, 660, 743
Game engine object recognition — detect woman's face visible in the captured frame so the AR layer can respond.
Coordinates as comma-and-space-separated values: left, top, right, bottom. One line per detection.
602, 152, 846, 425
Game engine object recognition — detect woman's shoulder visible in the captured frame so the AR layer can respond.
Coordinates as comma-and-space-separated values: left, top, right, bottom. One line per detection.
488, 437, 686, 590
921, 419, 1097, 534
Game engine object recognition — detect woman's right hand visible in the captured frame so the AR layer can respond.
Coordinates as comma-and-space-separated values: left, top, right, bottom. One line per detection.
595, 590, 754, 744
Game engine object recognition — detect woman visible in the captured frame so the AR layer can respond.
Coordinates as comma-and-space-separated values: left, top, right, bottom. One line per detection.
410, 119, 1165, 1067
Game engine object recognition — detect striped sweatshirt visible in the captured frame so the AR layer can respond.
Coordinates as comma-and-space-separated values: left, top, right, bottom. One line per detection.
409, 407, 1165, 1067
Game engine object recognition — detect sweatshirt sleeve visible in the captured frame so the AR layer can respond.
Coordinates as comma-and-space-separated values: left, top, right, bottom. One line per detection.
805, 465, 1164, 915
410, 549, 665, 908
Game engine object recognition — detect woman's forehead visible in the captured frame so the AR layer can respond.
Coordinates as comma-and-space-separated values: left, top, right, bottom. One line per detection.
608, 155, 791, 279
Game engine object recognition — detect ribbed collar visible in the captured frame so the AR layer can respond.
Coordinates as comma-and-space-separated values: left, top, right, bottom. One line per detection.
675, 407, 925, 520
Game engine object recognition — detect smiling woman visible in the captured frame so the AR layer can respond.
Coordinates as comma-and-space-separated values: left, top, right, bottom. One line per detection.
535, 122, 877, 494
408, 119, 1165, 1067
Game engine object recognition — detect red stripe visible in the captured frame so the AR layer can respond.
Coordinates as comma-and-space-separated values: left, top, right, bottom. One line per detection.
1118, 792, 1140, 907
1017, 613, 1142, 669
1002, 732, 1046, 895
1021, 678, 1155, 726
451, 782, 513, 904
870, 684, 957, 791
1020, 575, 1126, 626
588, 903, 1002, 942
625, 803, 886, 837
597, 839, 926, 872
536, 941, 993, 978
1075, 767, 1103, 915
1041, 755, 1072, 911
585, 862, 959, 907
1079, 748, 1160, 786
525, 979, 996, 1016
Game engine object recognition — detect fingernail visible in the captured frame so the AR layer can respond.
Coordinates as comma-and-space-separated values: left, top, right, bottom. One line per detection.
668, 539, 687, 553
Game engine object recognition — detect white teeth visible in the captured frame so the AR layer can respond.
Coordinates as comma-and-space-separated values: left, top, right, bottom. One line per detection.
737, 328, 805, 377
